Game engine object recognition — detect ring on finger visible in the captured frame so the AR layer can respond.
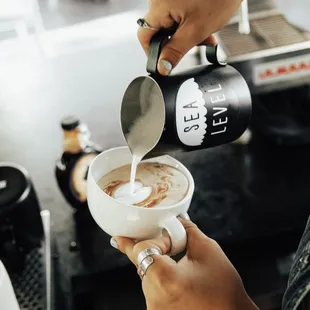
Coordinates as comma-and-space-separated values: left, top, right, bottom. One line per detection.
139, 256, 155, 279
137, 18, 160, 31
137, 248, 162, 265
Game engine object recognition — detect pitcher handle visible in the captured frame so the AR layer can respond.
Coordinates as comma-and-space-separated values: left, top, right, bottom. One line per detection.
205, 45, 227, 66
146, 24, 178, 75
146, 26, 226, 74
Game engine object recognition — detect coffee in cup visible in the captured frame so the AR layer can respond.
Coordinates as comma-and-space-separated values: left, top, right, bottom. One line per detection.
98, 162, 189, 208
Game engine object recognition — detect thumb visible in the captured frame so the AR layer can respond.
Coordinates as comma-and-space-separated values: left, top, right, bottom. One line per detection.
157, 24, 205, 76
179, 218, 206, 241
179, 218, 218, 260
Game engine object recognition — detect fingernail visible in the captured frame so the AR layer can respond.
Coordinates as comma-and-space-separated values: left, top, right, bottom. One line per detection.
110, 237, 118, 249
160, 59, 172, 74
179, 213, 190, 220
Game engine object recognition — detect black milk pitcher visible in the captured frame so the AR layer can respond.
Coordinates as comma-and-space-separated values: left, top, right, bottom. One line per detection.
121, 29, 252, 158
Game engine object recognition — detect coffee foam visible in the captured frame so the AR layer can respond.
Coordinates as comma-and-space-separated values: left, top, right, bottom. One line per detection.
113, 182, 152, 205
98, 162, 189, 208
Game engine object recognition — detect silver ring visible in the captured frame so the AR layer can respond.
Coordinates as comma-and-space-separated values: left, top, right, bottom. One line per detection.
137, 248, 162, 265
137, 18, 159, 31
140, 256, 155, 278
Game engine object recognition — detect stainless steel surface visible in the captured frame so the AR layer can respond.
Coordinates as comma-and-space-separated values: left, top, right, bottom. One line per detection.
41, 210, 51, 310
200, 11, 310, 93
10, 248, 46, 310
229, 0, 278, 24
218, 15, 309, 58
219, 41, 310, 63
241, 0, 276, 14
121, 76, 165, 159
238, 0, 250, 35
7, 211, 53, 310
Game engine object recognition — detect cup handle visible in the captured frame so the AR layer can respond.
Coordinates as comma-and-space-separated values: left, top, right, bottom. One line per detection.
159, 214, 188, 256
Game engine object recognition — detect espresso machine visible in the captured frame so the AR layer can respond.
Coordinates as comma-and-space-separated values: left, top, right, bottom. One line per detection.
200, 0, 310, 145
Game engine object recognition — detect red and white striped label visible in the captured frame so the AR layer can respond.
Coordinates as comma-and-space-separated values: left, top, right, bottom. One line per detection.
253, 55, 310, 86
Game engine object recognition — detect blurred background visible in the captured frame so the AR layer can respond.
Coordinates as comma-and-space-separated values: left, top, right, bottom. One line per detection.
0, 0, 309, 310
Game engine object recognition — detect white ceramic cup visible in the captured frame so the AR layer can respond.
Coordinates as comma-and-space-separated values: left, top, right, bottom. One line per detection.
0, 261, 20, 310
87, 146, 194, 255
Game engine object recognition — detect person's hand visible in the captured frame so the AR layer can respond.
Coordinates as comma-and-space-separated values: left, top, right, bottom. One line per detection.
111, 219, 259, 310
138, 0, 242, 75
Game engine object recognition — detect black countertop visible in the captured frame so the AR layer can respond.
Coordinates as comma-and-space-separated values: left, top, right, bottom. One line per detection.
0, 24, 309, 309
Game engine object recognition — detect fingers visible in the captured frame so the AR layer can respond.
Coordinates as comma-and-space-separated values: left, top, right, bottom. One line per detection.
113, 234, 173, 265
113, 235, 176, 282
155, 17, 216, 76
138, 11, 216, 75
178, 218, 206, 243
137, 12, 175, 55
178, 218, 220, 261
112, 218, 218, 271
156, 23, 198, 75
111, 237, 136, 263
198, 34, 217, 47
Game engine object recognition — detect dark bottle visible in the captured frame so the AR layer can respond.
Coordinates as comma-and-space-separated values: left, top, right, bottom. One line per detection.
55, 116, 102, 209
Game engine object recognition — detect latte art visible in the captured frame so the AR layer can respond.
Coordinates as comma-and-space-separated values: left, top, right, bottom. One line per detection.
103, 181, 153, 205
98, 162, 189, 208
